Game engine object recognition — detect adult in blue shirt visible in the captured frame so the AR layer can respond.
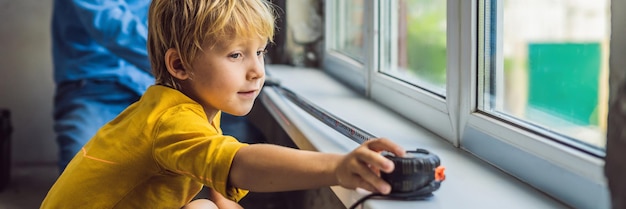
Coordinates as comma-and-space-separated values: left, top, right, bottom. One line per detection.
51, 0, 154, 172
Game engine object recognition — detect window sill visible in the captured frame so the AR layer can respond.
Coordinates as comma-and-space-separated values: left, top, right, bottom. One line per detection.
259, 65, 568, 209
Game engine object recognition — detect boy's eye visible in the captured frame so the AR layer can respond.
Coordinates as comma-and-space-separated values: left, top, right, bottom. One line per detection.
257, 49, 268, 56
229, 53, 242, 59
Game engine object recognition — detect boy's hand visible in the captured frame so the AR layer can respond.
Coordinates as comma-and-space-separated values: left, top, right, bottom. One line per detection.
335, 138, 405, 194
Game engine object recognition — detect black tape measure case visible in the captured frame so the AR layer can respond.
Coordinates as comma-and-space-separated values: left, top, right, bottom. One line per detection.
0, 109, 12, 192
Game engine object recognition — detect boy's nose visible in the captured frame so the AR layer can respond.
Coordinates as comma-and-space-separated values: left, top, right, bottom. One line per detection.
247, 57, 265, 80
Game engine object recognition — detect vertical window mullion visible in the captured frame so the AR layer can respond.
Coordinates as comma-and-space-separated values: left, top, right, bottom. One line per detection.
447, 0, 469, 146
364, 0, 377, 97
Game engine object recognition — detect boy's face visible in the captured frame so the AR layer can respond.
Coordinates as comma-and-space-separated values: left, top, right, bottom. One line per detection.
185, 37, 267, 117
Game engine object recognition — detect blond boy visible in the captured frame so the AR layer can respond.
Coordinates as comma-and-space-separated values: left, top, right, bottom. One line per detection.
41, 0, 405, 208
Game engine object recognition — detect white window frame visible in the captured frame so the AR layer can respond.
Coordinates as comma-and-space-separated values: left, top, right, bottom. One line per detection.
323, 0, 608, 208
324, 0, 457, 144
323, 0, 369, 95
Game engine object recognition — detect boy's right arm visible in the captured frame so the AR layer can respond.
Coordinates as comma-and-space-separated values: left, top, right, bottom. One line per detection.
229, 138, 405, 194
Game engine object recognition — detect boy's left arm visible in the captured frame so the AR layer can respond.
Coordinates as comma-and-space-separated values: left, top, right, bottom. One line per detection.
229, 138, 404, 194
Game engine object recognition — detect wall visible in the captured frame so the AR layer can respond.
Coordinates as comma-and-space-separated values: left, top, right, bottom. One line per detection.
0, 0, 57, 164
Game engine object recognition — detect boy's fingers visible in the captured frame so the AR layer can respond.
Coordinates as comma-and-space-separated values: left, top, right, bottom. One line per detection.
356, 147, 394, 173
338, 138, 404, 194
366, 138, 405, 157
352, 162, 391, 194
354, 178, 379, 194
369, 165, 381, 175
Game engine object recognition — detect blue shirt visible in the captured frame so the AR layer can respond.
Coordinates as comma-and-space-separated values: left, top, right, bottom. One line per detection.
52, 0, 154, 95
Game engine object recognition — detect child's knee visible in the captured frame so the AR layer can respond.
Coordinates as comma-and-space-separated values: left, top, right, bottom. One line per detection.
182, 199, 218, 209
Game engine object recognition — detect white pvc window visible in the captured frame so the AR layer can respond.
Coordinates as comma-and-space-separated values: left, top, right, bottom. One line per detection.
324, 0, 608, 208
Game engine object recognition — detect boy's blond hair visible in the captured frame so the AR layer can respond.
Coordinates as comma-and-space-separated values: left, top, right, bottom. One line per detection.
148, 0, 276, 89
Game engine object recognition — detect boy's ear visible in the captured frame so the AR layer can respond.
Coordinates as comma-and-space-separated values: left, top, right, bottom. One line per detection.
165, 48, 190, 80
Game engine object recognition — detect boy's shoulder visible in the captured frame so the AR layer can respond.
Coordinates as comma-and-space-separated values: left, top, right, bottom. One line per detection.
142, 85, 199, 109
141, 86, 208, 121
142, 85, 202, 114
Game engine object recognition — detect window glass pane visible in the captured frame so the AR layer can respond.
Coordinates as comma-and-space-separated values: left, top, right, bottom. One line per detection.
480, 0, 610, 154
380, 0, 447, 96
330, 0, 365, 62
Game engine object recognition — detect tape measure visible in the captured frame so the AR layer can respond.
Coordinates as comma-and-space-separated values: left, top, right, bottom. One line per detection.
382, 149, 445, 199
265, 79, 445, 201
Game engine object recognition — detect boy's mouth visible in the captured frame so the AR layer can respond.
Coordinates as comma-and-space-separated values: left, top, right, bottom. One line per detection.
239, 89, 258, 93
238, 89, 259, 97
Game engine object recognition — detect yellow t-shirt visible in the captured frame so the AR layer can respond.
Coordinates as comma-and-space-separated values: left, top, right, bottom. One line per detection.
41, 85, 249, 208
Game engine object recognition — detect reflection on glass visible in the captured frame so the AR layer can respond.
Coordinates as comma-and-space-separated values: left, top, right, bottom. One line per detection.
481, 0, 609, 153
332, 0, 365, 62
380, 0, 447, 96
